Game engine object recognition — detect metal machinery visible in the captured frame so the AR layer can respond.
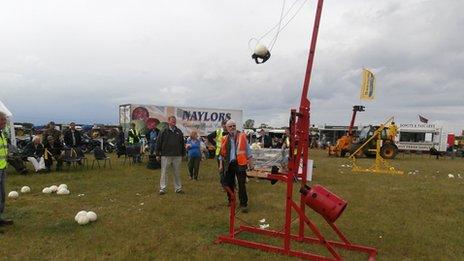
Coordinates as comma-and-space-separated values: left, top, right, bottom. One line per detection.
352, 121, 399, 160
349, 117, 403, 175
216, 1, 377, 259
328, 105, 365, 157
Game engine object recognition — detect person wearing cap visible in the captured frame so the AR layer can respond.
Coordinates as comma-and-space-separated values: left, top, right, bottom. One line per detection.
43, 121, 62, 145
44, 135, 64, 172
219, 119, 254, 213
0, 111, 14, 226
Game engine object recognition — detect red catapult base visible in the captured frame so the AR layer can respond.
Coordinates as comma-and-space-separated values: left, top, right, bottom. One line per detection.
215, 1, 377, 260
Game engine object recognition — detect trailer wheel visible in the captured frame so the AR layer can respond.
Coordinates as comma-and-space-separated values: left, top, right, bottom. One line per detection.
381, 144, 398, 159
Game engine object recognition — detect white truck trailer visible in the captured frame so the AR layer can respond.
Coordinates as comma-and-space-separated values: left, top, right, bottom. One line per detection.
395, 123, 447, 152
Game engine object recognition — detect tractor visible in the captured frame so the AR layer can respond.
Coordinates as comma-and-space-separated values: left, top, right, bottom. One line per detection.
350, 123, 399, 159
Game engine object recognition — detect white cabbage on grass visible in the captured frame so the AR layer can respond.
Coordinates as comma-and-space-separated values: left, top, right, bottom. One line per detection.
21, 186, 31, 193
86, 211, 97, 222
75, 211, 90, 225
57, 188, 70, 195
42, 187, 52, 194
49, 185, 59, 192
8, 191, 19, 198
75, 210, 98, 225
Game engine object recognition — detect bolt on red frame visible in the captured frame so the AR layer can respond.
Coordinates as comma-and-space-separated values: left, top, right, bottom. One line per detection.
216, 1, 377, 260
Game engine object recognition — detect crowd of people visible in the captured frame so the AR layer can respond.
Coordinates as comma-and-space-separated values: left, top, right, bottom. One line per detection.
6, 121, 82, 174
0, 113, 293, 226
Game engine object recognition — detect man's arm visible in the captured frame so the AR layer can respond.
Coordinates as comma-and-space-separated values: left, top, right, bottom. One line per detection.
178, 129, 186, 156
155, 130, 164, 157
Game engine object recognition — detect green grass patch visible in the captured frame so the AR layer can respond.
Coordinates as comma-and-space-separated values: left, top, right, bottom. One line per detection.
1, 150, 463, 260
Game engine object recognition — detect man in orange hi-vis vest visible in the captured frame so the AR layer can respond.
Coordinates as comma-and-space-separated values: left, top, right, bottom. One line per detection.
219, 119, 254, 213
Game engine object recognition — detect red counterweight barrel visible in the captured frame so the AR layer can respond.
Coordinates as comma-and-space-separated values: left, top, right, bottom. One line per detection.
300, 185, 347, 223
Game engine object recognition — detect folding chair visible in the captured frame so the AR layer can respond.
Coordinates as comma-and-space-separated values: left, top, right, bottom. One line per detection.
123, 146, 136, 165
63, 147, 84, 170
91, 147, 112, 169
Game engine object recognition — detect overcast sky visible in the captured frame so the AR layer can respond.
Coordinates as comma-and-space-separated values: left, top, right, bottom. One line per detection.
1, 0, 463, 133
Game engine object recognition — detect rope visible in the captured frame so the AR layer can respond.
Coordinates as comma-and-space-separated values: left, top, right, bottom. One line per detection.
250, 0, 309, 52
257, 0, 303, 43
268, 0, 287, 51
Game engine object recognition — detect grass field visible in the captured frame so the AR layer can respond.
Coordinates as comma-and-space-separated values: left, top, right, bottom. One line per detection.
1, 149, 463, 260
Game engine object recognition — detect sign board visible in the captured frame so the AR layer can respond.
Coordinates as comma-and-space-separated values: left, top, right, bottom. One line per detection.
119, 104, 243, 136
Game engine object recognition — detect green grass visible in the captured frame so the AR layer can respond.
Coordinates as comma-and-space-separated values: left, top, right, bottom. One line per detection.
1, 150, 463, 260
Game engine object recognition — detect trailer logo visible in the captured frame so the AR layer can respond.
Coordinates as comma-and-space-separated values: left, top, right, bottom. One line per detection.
182, 111, 231, 122
400, 123, 436, 129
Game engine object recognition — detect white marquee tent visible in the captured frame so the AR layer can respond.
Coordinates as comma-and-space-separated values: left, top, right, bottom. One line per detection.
0, 100, 16, 146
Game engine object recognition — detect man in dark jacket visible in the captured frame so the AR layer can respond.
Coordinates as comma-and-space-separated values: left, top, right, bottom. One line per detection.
63, 122, 83, 165
115, 126, 126, 158
156, 116, 185, 195
63, 122, 82, 148
258, 129, 272, 148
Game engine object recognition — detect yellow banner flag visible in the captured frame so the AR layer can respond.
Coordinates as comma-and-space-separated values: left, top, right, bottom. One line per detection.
360, 68, 375, 100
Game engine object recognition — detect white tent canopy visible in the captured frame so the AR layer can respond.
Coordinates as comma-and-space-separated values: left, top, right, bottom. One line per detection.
0, 100, 13, 117
0, 100, 16, 146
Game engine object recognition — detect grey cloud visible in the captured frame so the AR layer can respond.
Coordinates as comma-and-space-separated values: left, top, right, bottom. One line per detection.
1, 0, 463, 133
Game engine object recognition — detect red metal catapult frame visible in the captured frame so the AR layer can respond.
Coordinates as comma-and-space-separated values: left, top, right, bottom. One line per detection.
215, 1, 377, 260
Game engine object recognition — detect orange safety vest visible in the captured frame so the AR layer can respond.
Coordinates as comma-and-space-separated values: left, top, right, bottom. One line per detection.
220, 132, 249, 166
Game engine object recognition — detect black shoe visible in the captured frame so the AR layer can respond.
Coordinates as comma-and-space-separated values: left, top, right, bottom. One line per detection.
0, 219, 14, 226
240, 206, 249, 213
176, 190, 185, 194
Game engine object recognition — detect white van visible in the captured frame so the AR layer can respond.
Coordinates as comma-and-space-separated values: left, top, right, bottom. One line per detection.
395, 123, 447, 152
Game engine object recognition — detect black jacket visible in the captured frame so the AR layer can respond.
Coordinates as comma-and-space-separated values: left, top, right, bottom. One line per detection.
259, 135, 272, 148
24, 142, 45, 158
63, 129, 82, 147
44, 140, 64, 157
156, 126, 185, 156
